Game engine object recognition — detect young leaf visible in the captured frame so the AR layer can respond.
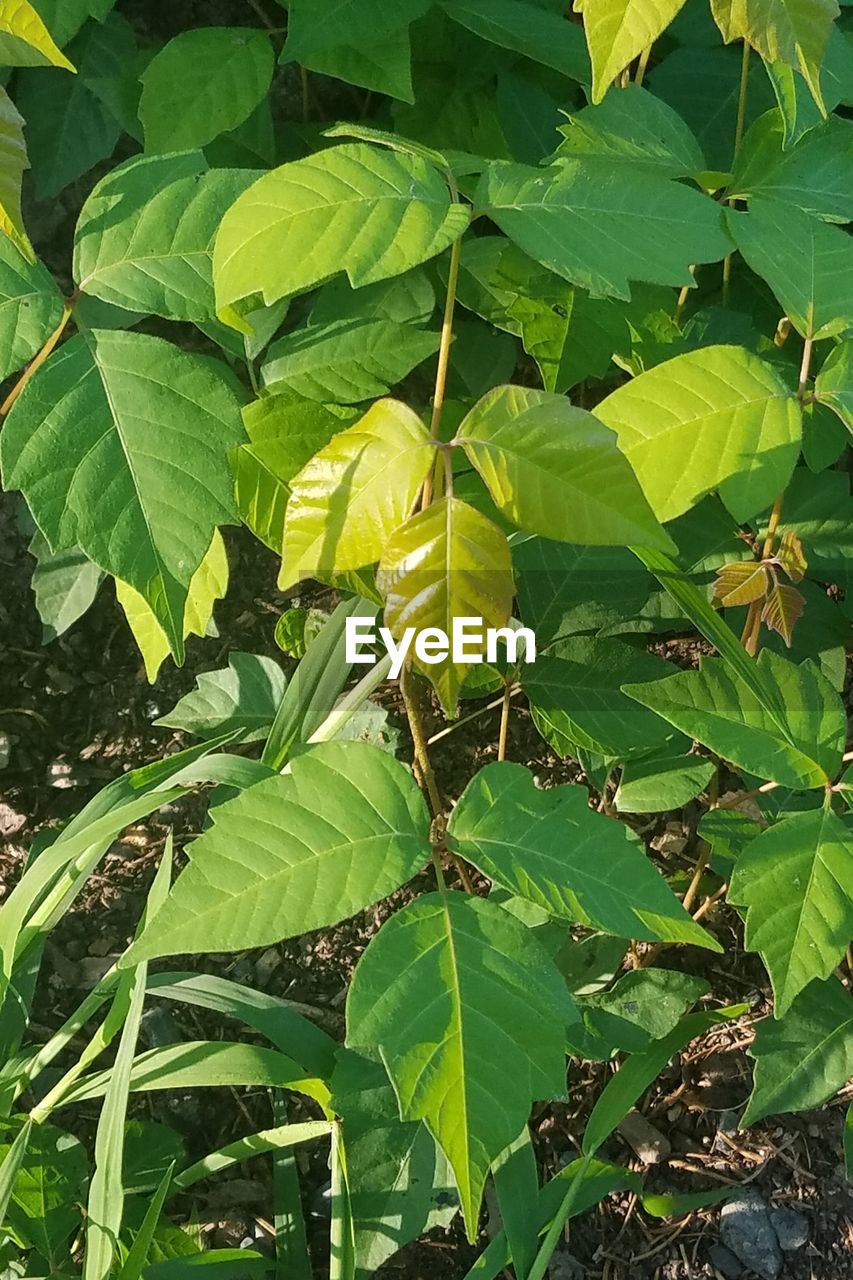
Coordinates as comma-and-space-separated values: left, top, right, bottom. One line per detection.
761, 580, 805, 646
457, 385, 675, 551
280, 398, 433, 589
124, 741, 431, 964
0, 331, 244, 663
712, 560, 769, 607
566, 968, 710, 1058
729, 808, 853, 1016
709, 0, 839, 107
0, 0, 74, 68
727, 198, 853, 339
556, 84, 705, 179
377, 497, 514, 715
115, 531, 229, 682
139, 27, 274, 153
593, 345, 801, 523
260, 317, 440, 402
0, 86, 34, 261
625, 649, 845, 789
0, 1123, 87, 1261
447, 761, 719, 949
579, 0, 689, 103
214, 142, 470, 316
474, 158, 731, 300
156, 652, 287, 743
743, 977, 853, 1124
74, 152, 259, 322
346, 890, 576, 1238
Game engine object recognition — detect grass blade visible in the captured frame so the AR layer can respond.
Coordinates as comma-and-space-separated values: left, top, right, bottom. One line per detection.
173, 1120, 331, 1190
272, 1092, 312, 1280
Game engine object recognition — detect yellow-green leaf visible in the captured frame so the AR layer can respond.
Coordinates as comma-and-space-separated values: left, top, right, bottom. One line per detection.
710, 0, 839, 110
280, 398, 433, 589
0, 0, 75, 68
377, 496, 514, 715
712, 559, 769, 607
761, 580, 805, 646
578, 0, 689, 104
775, 528, 807, 582
116, 531, 229, 681
0, 86, 32, 260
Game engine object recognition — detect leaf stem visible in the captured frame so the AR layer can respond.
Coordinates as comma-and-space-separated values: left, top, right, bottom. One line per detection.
497, 681, 512, 762
1, 298, 73, 417
422, 213, 462, 509
722, 41, 751, 304
634, 46, 651, 85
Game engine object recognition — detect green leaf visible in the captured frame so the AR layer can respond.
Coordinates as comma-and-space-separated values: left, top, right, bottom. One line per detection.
743, 977, 853, 1123
0, 1123, 87, 1262
0, 0, 74, 67
730, 111, 853, 223
139, 28, 274, 153
376, 497, 514, 715
115, 531, 229, 682
474, 159, 731, 300
447, 761, 719, 949
615, 751, 716, 813
522, 638, 683, 760
234, 392, 356, 554
556, 84, 704, 179
74, 152, 258, 322
15, 14, 133, 199
814, 339, 853, 432
845, 1103, 853, 1180
593, 344, 801, 522
290, 26, 417, 103
764, 26, 853, 147
0, 238, 63, 375
29, 532, 103, 641
346, 889, 575, 1238
457, 385, 675, 551
492, 1129, 538, 1280
0, 86, 33, 261
726, 198, 853, 339
329, 1052, 457, 1275
709, 0, 839, 107
214, 142, 470, 316
281, 0, 431, 61
648, 45, 776, 172
442, 0, 590, 81
624, 649, 845, 789
582, 1005, 746, 1155
566, 968, 710, 1059
0, 331, 244, 663
578, 0, 689, 103
60, 1041, 327, 1108
261, 317, 440, 402
515, 540, 655, 644
125, 741, 430, 964
310, 268, 435, 328
156, 652, 287, 743
29, 0, 118, 46
280, 398, 433, 589
729, 808, 853, 1016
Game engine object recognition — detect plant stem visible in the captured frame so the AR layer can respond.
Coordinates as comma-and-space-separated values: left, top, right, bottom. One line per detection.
722, 41, 750, 304
634, 46, 651, 85
497, 682, 512, 762
399, 664, 443, 819
421, 221, 462, 509
1, 299, 72, 417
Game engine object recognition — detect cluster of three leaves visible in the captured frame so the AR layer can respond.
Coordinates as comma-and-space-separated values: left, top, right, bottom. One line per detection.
123, 739, 717, 1236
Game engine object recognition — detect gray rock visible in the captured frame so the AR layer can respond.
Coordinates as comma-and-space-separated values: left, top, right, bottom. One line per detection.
548, 1249, 584, 1280
709, 1243, 743, 1279
769, 1206, 809, 1251
0, 802, 25, 836
720, 1189, 783, 1280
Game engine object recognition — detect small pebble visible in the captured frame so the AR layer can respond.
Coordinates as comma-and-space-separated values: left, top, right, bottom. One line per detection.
709, 1243, 744, 1279
770, 1206, 809, 1251
617, 1110, 671, 1164
720, 1189, 783, 1280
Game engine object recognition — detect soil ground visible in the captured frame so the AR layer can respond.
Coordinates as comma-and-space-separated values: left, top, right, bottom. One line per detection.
1, 491, 852, 1280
